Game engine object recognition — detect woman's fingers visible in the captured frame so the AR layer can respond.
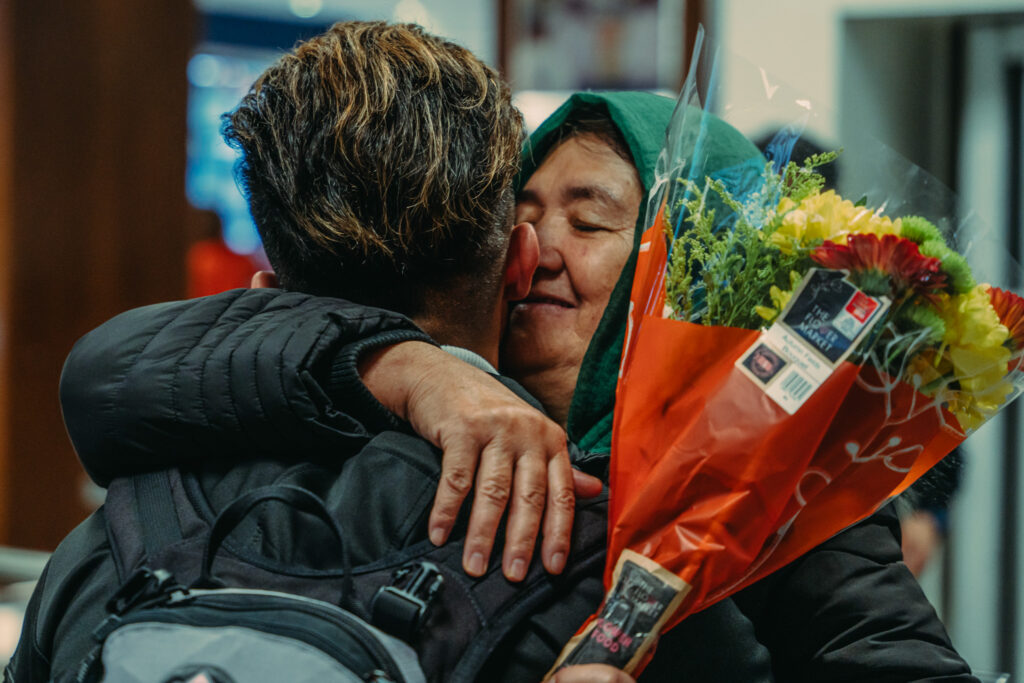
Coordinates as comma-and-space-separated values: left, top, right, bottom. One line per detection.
573, 469, 605, 499
461, 439, 516, 577
427, 435, 480, 546
446, 418, 573, 581
540, 448, 576, 575
361, 340, 578, 580
410, 367, 574, 580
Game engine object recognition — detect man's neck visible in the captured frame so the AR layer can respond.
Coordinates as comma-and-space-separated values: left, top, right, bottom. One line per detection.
413, 313, 501, 369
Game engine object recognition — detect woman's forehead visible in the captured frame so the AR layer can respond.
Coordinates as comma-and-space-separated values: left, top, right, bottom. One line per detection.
524, 136, 640, 200
547, 130, 635, 171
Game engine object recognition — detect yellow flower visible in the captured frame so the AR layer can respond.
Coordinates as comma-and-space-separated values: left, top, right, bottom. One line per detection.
931, 285, 1013, 429
771, 190, 901, 255
754, 271, 803, 323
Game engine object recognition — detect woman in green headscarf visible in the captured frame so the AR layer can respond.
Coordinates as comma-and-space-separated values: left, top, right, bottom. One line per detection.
502, 91, 757, 459
407, 91, 976, 681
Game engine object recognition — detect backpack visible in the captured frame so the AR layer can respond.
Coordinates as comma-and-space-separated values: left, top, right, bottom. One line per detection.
62, 485, 426, 683
65, 466, 607, 683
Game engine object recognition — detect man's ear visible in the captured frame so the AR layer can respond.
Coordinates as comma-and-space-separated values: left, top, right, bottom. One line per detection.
503, 222, 538, 301
250, 270, 279, 289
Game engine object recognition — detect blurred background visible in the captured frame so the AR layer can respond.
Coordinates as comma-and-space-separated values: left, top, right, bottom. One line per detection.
0, 0, 1021, 677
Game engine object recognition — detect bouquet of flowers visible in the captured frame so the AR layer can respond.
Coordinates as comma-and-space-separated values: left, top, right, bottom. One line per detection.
550, 32, 1024, 676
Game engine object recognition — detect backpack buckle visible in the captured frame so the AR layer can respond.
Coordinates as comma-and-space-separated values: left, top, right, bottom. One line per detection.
370, 561, 444, 642
107, 566, 183, 615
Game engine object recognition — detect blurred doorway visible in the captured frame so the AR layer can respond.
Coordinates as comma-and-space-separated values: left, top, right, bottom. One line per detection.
842, 13, 1024, 678
951, 19, 1024, 679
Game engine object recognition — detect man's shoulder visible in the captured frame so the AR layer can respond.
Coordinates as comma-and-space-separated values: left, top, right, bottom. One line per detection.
19, 508, 120, 679
42, 509, 112, 585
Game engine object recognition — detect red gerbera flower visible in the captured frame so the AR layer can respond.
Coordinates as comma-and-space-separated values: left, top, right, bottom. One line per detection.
989, 286, 1024, 354
810, 233, 948, 297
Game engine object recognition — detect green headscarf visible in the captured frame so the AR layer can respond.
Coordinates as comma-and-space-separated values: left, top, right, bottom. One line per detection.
518, 91, 762, 454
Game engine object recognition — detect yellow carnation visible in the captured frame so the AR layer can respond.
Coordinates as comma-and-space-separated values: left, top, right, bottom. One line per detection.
771, 190, 901, 255
932, 285, 1013, 429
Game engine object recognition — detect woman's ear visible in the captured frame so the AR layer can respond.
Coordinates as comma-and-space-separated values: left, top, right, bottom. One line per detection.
250, 270, 279, 289
503, 222, 539, 301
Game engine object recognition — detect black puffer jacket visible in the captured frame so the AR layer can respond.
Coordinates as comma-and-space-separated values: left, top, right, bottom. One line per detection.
9, 289, 976, 682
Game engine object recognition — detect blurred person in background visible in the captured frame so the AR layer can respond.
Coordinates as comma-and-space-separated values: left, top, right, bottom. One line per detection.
899, 449, 964, 577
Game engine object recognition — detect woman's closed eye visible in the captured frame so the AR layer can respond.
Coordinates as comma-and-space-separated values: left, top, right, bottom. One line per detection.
573, 222, 611, 233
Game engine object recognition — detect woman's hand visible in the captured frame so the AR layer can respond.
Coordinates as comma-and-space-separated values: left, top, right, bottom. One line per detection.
548, 665, 636, 683
360, 341, 603, 581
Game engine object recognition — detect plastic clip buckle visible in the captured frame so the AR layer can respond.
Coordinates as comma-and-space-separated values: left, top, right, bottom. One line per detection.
106, 566, 181, 615
370, 561, 444, 642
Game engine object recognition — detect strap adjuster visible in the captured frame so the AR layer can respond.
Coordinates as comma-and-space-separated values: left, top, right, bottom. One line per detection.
370, 561, 444, 642
106, 566, 183, 615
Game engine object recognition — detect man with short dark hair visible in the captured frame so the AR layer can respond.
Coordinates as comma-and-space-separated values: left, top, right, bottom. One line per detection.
5, 21, 602, 681
224, 21, 519, 325
212, 22, 586, 583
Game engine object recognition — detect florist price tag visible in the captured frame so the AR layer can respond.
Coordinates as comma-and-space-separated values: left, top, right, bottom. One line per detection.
736, 268, 889, 414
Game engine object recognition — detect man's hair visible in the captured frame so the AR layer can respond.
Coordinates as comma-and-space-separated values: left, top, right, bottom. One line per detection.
223, 21, 523, 315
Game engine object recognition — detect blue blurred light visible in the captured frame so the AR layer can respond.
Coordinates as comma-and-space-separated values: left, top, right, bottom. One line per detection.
187, 53, 221, 88
289, 0, 323, 20
187, 49, 276, 254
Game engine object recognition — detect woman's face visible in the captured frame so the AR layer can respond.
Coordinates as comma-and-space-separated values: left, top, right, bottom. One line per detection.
501, 134, 642, 424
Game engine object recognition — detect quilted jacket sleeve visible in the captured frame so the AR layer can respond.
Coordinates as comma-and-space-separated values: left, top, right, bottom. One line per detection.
733, 504, 978, 682
60, 288, 434, 486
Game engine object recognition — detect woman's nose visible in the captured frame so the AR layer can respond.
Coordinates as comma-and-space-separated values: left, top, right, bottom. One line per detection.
533, 219, 566, 273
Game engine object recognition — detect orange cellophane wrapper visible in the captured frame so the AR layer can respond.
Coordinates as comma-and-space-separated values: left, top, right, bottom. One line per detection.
607, 224, 966, 635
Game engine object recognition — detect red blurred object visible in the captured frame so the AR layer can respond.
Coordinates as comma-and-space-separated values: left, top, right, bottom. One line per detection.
186, 238, 256, 298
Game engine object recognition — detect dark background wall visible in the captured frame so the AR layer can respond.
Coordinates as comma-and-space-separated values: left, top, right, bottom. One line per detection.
0, 1, 194, 549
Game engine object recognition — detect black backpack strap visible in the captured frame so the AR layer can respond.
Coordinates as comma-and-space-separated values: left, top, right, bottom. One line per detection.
132, 470, 183, 559
410, 493, 609, 683
196, 484, 355, 607
451, 541, 606, 682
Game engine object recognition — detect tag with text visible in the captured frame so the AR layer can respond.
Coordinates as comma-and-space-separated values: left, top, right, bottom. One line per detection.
735, 269, 889, 414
